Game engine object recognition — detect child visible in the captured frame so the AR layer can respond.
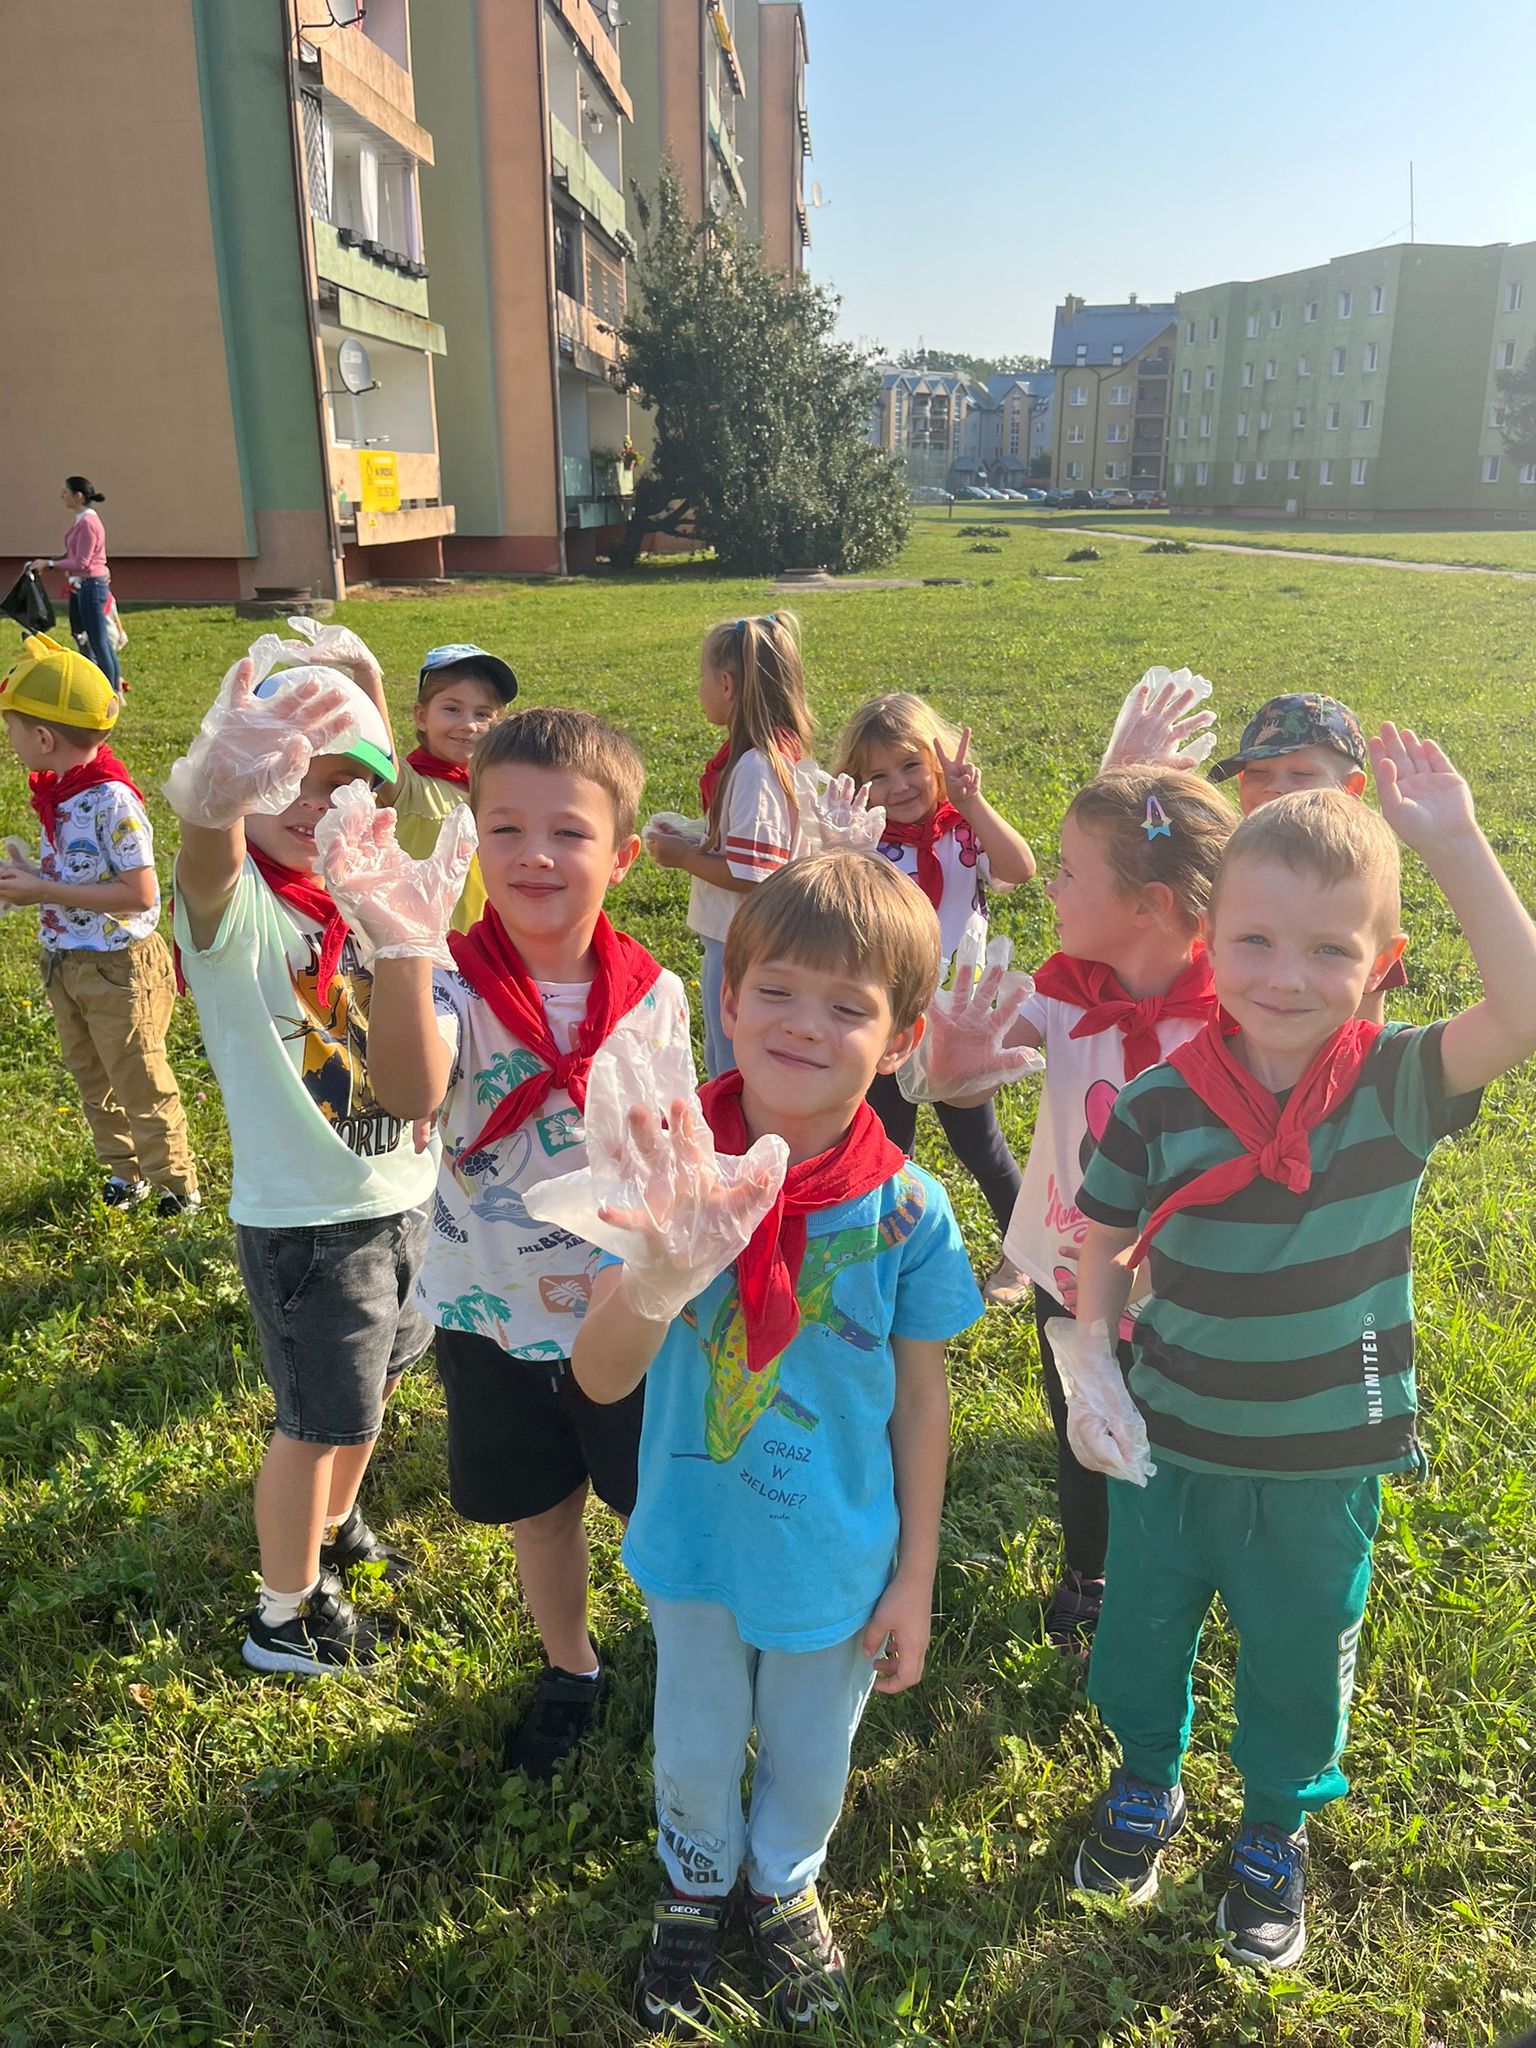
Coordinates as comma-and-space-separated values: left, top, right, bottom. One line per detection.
168, 644, 433, 1675
833, 691, 1035, 1298
645, 612, 811, 1079
1061, 731, 1536, 1969
318, 707, 691, 1780
0, 633, 198, 1213
567, 852, 984, 2030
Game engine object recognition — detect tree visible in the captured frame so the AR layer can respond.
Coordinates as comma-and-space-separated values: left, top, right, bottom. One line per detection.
1496, 343, 1536, 467
893, 347, 1049, 380
615, 170, 909, 573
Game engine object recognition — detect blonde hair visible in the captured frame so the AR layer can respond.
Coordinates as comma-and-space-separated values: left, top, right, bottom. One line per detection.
700, 611, 813, 848
1213, 787, 1401, 940
722, 851, 942, 1035
832, 691, 961, 790
471, 706, 644, 843
1066, 768, 1237, 935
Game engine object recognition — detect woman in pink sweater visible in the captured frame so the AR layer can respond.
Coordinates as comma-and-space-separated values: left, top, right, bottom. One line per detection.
30, 476, 120, 693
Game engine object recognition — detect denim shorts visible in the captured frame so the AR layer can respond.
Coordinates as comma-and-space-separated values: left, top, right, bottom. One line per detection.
235, 1205, 432, 1445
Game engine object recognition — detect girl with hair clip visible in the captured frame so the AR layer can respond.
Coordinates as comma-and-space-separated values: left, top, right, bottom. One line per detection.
832, 691, 1036, 1298
922, 768, 1237, 1651
645, 611, 813, 1077
29, 477, 120, 693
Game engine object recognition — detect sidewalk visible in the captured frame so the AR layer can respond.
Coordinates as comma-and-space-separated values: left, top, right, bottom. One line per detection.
1046, 528, 1536, 580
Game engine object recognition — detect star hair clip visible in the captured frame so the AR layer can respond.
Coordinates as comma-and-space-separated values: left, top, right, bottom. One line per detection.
1143, 794, 1172, 840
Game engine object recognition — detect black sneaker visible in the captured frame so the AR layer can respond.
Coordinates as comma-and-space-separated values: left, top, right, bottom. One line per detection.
240, 1574, 396, 1676
1045, 1569, 1105, 1654
502, 1663, 604, 1782
102, 1175, 149, 1208
634, 1888, 730, 2033
318, 1504, 415, 1582
746, 1884, 847, 2028
1073, 1770, 1187, 1903
1216, 1822, 1308, 1969
155, 1188, 202, 1218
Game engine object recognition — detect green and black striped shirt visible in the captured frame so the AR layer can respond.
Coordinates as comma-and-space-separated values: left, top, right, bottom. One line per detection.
1076, 1021, 1481, 1479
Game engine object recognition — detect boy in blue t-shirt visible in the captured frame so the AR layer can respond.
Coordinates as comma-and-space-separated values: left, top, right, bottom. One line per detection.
567, 852, 983, 2031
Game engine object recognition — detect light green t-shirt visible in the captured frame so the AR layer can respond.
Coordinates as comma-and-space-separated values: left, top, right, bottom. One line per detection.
172, 858, 436, 1229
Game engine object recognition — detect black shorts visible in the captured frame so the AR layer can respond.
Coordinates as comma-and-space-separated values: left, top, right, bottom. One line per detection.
434, 1324, 644, 1524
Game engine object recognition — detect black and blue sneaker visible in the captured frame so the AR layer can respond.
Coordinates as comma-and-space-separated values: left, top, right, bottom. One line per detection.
1073, 1770, 1187, 1903
1216, 1822, 1308, 1969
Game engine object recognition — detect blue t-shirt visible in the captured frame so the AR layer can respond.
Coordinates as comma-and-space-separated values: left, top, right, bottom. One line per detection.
619, 1163, 984, 1652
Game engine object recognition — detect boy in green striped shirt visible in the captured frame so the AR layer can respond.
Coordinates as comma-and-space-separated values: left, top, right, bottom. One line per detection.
1055, 726, 1536, 1969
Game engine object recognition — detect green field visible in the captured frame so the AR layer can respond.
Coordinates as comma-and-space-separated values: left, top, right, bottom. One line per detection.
2, 523, 1534, 2046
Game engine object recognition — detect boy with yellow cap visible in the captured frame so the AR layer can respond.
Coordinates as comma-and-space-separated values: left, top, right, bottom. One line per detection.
0, 633, 198, 1212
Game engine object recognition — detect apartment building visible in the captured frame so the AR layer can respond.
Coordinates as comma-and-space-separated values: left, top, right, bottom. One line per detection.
871, 372, 987, 489
1051, 298, 1177, 494
1169, 241, 1536, 521
961, 373, 1056, 486
0, 0, 454, 600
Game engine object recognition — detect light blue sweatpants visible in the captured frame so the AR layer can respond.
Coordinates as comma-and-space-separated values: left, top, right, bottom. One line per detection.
647, 1595, 877, 1899
699, 936, 734, 1079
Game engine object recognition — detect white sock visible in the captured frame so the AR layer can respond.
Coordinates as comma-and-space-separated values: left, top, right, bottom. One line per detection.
259, 1579, 320, 1628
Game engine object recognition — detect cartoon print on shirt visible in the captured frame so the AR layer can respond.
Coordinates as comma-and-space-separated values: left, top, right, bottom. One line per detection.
275, 935, 401, 1159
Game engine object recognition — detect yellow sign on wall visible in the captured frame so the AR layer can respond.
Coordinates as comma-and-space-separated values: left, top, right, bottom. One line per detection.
359, 452, 400, 516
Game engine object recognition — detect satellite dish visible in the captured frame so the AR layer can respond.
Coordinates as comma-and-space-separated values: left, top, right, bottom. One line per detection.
606, 0, 622, 22
337, 338, 374, 395
811, 181, 825, 206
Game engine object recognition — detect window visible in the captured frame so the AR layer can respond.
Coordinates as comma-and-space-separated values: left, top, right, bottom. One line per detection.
1264, 359, 1277, 381
1067, 423, 1085, 443
1199, 414, 1212, 438
1204, 366, 1215, 390
1255, 461, 1269, 480
1483, 455, 1501, 483
1497, 341, 1517, 369
1506, 281, 1525, 312
1242, 363, 1254, 387
1331, 347, 1346, 374
1304, 300, 1319, 322
1288, 460, 1302, 480
1357, 400, 1373, 428
1337, 290, 1352, 318
1106, 423, 1127, 442
1176, 418, 1189, 440
1069, 384, 1087, 405
1185, 320, 1196, 344
1521, 462, 1536, 484
1363, 342, 1379, 372
1369, 284, 1385, 313
1232, 461, 1246, 484
1293, 406, 1307, 427
1066, 460, 1084, 480
1109, 385, 1132, 404
1258, 409, 1272, 431
1325, 404, 1341, 429
1111, 343, 1124, 363
1298, 355, 1311, 377
1236, 412, 1249, 436
1173, 462, 1185, 486
1104, 461, 1123, 479
1075, 343, 1088, 363
1351, 457, 1368, 485
1269, 307, 1283, 329
1208, 316, 1220, 341
1319, 458, 1334, 485
1195, 462, 1209, 484
1246, 312, 1260, 338
1180, 367, 1192, 393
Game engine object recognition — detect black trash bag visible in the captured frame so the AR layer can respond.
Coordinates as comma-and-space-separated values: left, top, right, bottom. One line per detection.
0, 567, 56, 634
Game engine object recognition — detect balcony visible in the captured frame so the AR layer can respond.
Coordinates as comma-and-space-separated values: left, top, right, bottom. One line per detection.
1138, 353, 1171, 377
549, 114, 627, 245
563, 453, 632, 506
556, 290, 622, 378
314, 220, 435, 326
706, 88, 748, 205
1135, 395, 1165, 415
707, 0, 747, 95
300, 25, 433, 163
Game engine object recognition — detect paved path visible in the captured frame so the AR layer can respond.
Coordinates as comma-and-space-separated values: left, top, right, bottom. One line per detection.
1046, 527, 1536, 580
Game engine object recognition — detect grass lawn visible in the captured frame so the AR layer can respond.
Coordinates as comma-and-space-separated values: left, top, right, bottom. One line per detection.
923, 503, 1536, 573
2, 523, 1534, 2047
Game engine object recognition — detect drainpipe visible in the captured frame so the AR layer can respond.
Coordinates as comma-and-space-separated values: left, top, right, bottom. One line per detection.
283, 4, 346, 598
534, 6, 569, 574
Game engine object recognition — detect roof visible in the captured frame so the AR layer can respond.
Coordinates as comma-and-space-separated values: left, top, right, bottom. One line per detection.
984, 371, 1055, 403
1050, 302, 1176, 368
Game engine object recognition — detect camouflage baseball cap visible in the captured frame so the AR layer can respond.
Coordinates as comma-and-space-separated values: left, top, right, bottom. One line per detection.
1208, 692, 1367, 783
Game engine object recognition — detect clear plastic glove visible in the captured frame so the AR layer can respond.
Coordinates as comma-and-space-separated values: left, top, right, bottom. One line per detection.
896, 912, 1044, 1103
642, 810, 706, 848
275, 614, 383, 679
523, 1036, 788, 1324
0, 837, 44, 917
313, 778, 477, 965
792, 760, 887, 856
164, 649, 357, 828
1046, 1316, 1155, 1486
1100, 664, 1217, 774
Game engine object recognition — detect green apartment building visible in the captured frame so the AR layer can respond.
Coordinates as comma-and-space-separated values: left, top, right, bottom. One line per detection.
1169, 241, 1536, 522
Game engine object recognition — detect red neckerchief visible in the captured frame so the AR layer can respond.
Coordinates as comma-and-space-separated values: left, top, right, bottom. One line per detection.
698, 730, 803, 818
879, 802, 963, 910
1033, 947, 1222, 1082
29, 747, 143, 847
406, 746, 469, 788
447, 909, 662, 1160
1128, 1017, 1381, 1265
698, 1072, 905, 1374
248, 847, 351, 1007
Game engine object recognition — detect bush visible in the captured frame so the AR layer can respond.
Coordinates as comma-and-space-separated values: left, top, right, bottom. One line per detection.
958, 525, 1009, 539
1145, 539, 1193, 554
1065, 546, 1101, 563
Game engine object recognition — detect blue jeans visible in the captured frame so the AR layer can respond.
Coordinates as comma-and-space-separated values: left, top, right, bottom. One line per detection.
699, 936, 734, 1079
69, 577, 121, 691
647, 1595, 877, 1898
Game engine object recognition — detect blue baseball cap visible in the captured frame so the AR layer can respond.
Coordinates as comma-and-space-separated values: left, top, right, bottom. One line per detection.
417, 643, 518, 704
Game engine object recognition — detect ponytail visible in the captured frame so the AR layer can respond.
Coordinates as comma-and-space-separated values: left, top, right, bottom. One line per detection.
699, 611, 813, 848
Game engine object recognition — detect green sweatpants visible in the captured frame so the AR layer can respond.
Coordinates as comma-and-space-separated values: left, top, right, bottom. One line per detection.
1087, 1464, 1380, 1836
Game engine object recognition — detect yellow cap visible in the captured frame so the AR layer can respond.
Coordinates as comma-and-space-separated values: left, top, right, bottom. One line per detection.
0, 633, 119, 732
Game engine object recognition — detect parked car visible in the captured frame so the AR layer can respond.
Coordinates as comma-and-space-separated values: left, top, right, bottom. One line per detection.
1132, 489, 1167, 508
1054, 488, 1096, 509
955, 485, 991, 501
1093, 486, 1138, 508
1021, 487, 1047, 502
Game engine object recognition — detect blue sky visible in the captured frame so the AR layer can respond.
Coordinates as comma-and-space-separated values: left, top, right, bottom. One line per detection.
801, 0, 1536, 359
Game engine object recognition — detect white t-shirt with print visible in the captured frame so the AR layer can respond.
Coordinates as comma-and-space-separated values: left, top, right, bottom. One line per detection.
418, 963, 692, 1361
686, 746, 796, 943
1002, 990, 1205, 1314
874, 819, 1013, 959
39, 782, 160, 951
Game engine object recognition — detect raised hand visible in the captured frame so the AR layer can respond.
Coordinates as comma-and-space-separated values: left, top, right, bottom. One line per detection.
1100, 664, 1217, 773
794, 766, 886, 856
1045, 1317, 1155, 1486
314, 777, 476, 963
1369, 724, 1476, 850
275, 614, 384, 684
934, 726, 981, 808
897, 913, 1043, 1105
163, 650, 356, 829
